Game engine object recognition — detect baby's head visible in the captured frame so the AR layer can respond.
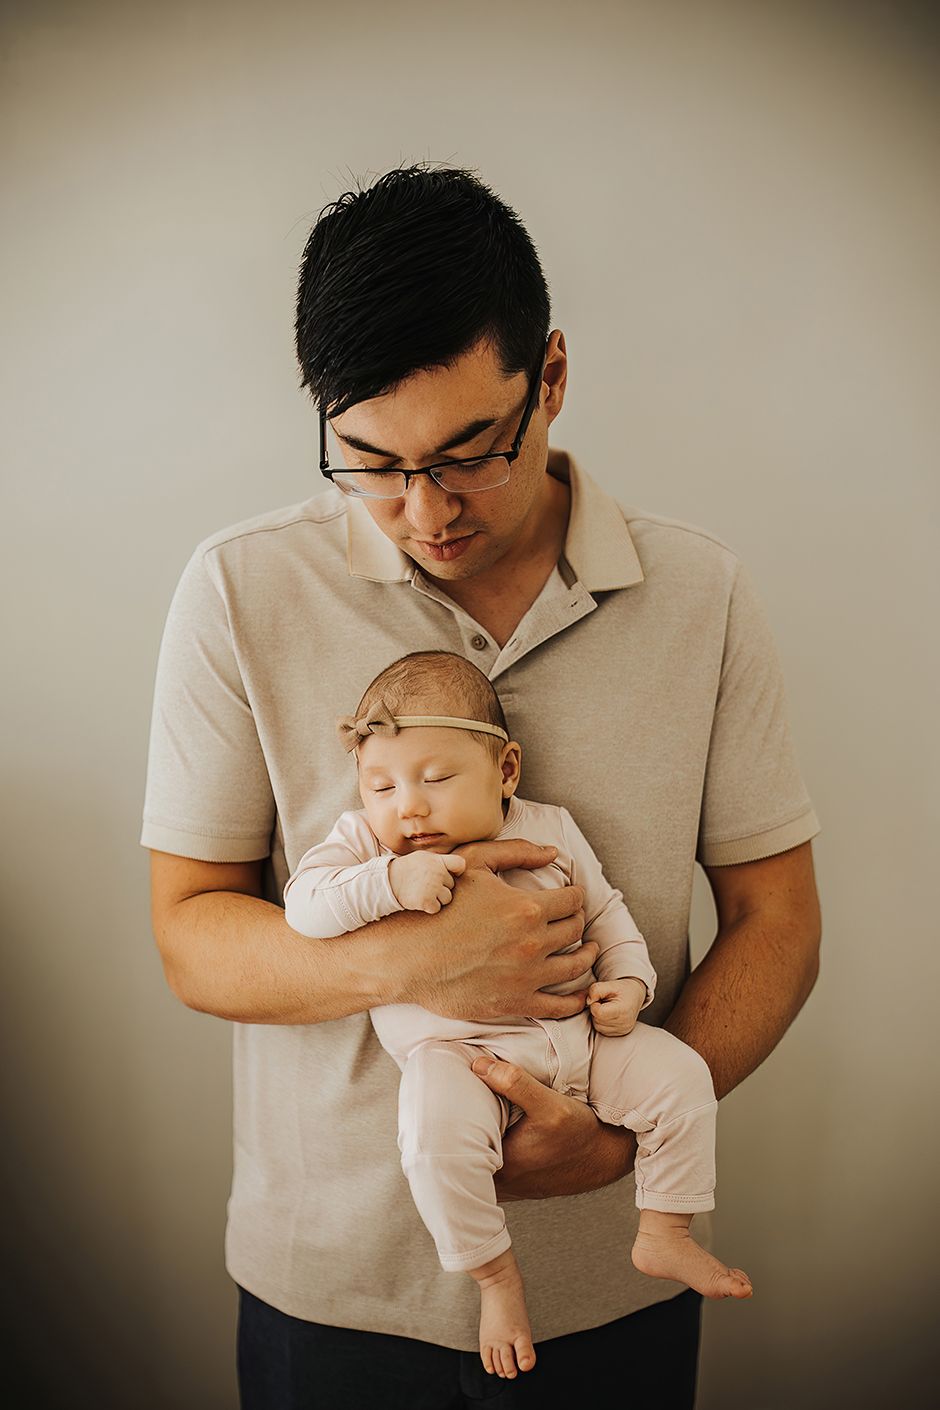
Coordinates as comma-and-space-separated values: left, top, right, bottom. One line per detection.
338, 652, 521, 856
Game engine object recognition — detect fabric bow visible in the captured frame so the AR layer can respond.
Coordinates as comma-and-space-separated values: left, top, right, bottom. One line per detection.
336, 700, 399, 753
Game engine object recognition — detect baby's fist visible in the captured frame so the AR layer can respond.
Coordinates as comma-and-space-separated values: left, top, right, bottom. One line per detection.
389, 851, 466, 914
586, 978, 647, 1036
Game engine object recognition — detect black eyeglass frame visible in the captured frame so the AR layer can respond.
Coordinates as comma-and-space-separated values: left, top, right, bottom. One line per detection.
318, 353, 547, 495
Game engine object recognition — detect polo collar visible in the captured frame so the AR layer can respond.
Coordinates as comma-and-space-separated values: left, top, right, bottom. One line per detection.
345, 450, 644, 592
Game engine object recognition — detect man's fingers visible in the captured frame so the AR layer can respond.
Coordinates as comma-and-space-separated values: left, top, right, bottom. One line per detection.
537, 882, 584, 922
526, 989, 590, 1021
520, 941, 598, 1018
455, 838, 558, 873
549, 938, 598, 976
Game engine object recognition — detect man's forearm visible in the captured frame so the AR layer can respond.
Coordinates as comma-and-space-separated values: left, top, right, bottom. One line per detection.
154, 871, 408, 1025
663, 842, 821, 1100
150, 844, 593, 1027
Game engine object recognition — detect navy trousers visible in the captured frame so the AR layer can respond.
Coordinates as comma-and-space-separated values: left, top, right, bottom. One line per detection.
237, 1285, 702, 1409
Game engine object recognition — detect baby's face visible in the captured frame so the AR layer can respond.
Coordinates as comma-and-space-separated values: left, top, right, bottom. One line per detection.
357, 727, 519, 855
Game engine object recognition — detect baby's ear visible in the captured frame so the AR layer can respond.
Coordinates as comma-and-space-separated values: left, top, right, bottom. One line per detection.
501, 742, 523, 797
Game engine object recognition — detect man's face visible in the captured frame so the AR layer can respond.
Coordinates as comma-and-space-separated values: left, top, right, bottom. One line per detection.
328, 334, 566, 584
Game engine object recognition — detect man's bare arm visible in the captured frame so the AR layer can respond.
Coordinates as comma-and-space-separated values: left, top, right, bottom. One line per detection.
481, 840, 821, 1198
150, 843, 593, 1027
664, 839, 821, 1098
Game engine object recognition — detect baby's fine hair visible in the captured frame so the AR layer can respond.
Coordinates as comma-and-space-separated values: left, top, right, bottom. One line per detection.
355, 652, 510, 761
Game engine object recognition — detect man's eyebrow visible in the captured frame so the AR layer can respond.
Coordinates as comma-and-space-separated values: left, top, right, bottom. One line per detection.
336, 416, 501, 462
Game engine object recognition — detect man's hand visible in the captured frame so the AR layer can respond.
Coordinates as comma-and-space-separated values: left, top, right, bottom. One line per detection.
389, 852, 466, 914
586, 978, 647, 1036
150, 839, 592, 1027
471, 1055, 635, 1200
401, 839, 594, 1024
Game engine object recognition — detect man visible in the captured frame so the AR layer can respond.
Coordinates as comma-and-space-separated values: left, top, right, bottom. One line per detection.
144, 166, 820, 1408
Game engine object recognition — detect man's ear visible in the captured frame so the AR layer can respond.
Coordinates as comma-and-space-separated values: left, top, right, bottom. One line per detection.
501, 742, 523, 797
541, 329, 567, 428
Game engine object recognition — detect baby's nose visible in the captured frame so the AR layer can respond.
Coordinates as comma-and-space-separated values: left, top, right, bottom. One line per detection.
397, 786, 430, 819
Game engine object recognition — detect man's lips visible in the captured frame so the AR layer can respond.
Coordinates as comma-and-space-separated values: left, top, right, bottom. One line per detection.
412, 534, 477, 562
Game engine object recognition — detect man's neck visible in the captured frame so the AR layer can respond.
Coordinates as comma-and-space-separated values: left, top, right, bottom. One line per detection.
424, 473, 570, 647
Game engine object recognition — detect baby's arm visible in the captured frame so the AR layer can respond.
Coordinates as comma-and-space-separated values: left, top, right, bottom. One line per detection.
284, 813, 468, 938
285, 852, 399, 938
558, 808, 657, 1033
285, 811, 401, 938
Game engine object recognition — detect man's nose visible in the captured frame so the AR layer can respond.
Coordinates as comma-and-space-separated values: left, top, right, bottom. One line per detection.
402, 475, 461, 536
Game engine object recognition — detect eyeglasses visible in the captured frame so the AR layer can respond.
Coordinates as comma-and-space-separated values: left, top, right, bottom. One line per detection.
319, 355, 546, 500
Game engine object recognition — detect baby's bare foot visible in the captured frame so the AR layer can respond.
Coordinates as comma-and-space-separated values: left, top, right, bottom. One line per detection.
469, 1250, 537, 1378
633, 1213, 753, 1300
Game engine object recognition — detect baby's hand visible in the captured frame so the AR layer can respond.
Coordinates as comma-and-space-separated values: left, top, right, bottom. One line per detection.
586, 978, 647, 1036
389, 852, 467, 914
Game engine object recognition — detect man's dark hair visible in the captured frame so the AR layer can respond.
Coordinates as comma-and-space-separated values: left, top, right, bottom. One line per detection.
296, 165, 551, 417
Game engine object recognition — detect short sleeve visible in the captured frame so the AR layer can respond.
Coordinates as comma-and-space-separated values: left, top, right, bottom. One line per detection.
697, 564, 819, 866
141, 549, 275, 862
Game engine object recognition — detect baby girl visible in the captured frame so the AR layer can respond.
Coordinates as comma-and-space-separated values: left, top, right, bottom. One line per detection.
285, 651, 751, 1380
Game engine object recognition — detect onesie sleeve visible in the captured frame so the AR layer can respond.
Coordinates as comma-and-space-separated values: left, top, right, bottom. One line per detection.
141, 548, 274, 861
698, 564, 819, 866
559, 809, 657, 1005
283, 811, 402, 938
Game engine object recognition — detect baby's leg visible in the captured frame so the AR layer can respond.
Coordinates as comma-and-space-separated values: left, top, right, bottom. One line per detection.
398, 1041, 512, 1269
590, 1023, 752, 1299
467, 1248, 536, 1379
398, 1041, 537, 1374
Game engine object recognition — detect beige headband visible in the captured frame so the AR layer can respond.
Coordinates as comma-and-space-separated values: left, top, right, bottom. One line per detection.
336, 699, 509, 754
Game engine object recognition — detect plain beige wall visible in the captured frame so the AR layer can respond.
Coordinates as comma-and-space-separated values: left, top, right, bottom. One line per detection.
2, 1, 938, 1405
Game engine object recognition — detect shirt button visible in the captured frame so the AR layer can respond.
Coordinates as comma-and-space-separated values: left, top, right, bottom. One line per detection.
470, 634, 487, 650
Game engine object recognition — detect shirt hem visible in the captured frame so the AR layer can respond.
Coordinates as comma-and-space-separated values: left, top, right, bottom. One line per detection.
227, 1265, 687, 1353
140, 820, 270, 863
698, 810, 820, 867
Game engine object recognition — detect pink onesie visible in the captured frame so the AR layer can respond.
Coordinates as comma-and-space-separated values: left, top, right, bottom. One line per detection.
285, 796, 717, 1272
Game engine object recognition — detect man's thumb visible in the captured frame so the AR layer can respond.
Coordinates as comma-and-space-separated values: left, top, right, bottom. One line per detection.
471, 1056, 550, 1112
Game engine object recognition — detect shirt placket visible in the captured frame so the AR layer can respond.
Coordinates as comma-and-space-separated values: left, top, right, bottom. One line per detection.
409, 564, 598, 682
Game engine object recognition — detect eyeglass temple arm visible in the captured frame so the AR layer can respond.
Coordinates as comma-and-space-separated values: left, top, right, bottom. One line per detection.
319, 406, 331, 473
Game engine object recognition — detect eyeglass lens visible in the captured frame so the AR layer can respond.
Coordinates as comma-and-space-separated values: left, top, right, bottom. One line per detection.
331, 456, 511, 499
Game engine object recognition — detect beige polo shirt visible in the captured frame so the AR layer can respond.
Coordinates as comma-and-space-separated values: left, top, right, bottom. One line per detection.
142, 450, 817, 1348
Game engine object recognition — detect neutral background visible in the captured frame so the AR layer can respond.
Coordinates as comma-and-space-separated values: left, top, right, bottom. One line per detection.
2, 1, 938, 1406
